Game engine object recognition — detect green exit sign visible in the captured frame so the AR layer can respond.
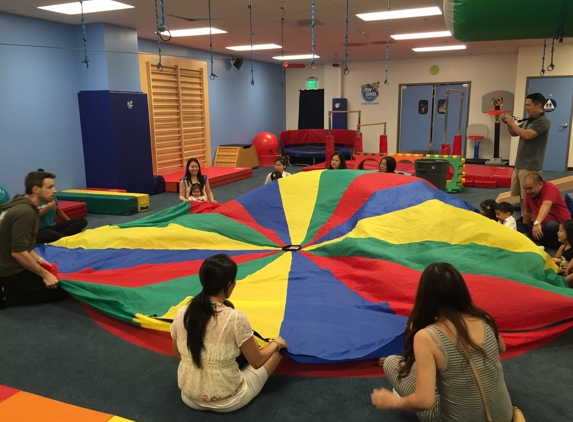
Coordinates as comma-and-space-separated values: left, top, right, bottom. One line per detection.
306, 78, 318, 89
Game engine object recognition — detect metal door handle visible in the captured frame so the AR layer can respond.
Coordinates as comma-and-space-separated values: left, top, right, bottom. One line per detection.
561, 123, 569, 128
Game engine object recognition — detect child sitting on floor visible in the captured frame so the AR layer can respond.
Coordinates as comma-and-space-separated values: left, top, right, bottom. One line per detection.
495, 202, 516, 230
189, 183, 207, 202
553, 221, 573, 278
264, 157, 291, 184
270, 171, 283, 182
480, 199, 497, 221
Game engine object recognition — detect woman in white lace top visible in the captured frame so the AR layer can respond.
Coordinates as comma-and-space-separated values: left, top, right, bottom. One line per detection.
171, 254, 288, 413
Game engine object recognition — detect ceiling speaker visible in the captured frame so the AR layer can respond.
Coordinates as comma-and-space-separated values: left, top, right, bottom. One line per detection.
231, 58, 244, 70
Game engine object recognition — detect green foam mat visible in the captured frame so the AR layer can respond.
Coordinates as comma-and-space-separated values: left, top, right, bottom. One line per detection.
55, 192, 138, 215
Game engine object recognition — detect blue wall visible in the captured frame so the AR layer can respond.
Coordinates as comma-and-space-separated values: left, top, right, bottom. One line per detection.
0, 12, 285, 196
138, 39, 286, 161
0, 13, 85, 196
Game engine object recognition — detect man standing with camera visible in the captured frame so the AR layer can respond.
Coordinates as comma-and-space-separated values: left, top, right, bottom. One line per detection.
503, 93, 551, 216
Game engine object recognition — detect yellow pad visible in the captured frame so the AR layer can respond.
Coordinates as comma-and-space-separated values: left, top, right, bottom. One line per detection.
63, 189, 150, 212
280, 170, 321, 245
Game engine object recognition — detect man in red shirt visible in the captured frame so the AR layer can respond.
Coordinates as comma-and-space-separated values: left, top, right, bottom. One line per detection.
518, 173, 571, 249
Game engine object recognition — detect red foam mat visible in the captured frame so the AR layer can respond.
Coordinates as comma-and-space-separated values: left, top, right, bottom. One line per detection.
57, 200, 87, 223
161, 166, 253, 193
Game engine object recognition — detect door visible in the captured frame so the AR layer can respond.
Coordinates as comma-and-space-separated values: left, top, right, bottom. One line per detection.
398, 85, 433, 152
527, 77, 573, 171
399, 83, 470, 154
432, 84, 469, 154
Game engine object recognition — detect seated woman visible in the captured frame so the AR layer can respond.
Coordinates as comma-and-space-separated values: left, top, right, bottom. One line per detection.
372, 262, 513, 422
379, 156, 396, 173
264, 157, 291, 184
171, 254, 288, 413
179, 158, 216, 202
328, 152, 347, 169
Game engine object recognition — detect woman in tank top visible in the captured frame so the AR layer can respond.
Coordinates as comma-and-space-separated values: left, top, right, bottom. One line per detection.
371, 262, 514, 422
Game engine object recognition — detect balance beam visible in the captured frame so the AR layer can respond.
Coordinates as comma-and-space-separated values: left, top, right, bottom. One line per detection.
495, 175, 573, 204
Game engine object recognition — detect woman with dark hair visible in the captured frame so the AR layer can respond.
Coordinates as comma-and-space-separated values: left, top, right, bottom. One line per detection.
328, 152, 347, 169
554, 220, 573, 287
179, 158, 216, 202
171, 254, 288, 412
379, 156, 396, 173
372, 263, 513, 421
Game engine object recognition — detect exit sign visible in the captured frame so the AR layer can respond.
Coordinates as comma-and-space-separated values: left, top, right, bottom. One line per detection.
306, 77, 318, 89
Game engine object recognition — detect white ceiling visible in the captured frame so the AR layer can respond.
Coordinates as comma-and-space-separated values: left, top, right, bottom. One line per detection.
2, 0, 562, 64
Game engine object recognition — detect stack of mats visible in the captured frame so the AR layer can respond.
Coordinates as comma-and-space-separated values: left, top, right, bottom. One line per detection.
57, 190, 150, 216
56, 200, 87, 223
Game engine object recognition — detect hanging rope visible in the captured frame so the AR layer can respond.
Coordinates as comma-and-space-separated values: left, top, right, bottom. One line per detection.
249, 0, 254, 85
79, 0, 89, 68
548, 38, 555, 71
281, 6, 285, 87
154, 0, 163, 69
540, 38, 546, 76
344, 0, 349, 75
208, 0, 217, 79
158, 0, 171, 41
557, 0, 568, 42
384, 0, 390, 85
310, 0, 317, 69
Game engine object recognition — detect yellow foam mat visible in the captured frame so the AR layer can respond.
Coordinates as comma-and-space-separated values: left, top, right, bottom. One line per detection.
63, 189, 150, 212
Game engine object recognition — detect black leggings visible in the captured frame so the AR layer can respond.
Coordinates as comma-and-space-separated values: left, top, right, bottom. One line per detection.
36, 218, 88, 244
0, 270, 67, 307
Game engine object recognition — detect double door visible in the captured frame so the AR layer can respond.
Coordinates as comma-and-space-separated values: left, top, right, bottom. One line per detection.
399, 83, 470, 153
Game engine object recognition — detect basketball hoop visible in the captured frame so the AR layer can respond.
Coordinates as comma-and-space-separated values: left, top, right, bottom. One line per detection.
487, 109, 505, 123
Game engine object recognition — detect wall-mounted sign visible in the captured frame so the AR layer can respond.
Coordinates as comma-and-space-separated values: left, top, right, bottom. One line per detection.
360, 81, 380, 106
544, 98, 556, 112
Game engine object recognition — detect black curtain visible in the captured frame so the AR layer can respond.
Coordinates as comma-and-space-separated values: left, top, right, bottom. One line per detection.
298, 89, 324, 129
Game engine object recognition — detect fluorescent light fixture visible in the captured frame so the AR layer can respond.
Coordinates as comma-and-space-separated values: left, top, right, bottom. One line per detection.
227, 44, 282, 51
391, 31, 451, 40
39, 0, 133, 15
413, 45, 466, 52
169, 28, 227, 37
272, 54, 320, 60
357, 7, 441, 21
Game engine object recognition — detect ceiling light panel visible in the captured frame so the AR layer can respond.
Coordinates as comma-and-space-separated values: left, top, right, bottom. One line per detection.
391, 31, 451, 40
169, 28, 227, 37
272, 54, 320, 60
226, 44, 282, 51
413, 45, 466, 52
357, 7, 442, 21
38, 1, 134, 15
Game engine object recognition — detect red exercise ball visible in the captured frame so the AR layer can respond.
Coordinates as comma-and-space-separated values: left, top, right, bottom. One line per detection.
252, 132, 279, 156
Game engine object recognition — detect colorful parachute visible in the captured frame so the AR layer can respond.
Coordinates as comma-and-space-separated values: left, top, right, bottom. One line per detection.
39, 171, 573, 363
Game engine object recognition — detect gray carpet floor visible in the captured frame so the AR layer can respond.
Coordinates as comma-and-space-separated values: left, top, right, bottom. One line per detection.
1, 166, 572, 421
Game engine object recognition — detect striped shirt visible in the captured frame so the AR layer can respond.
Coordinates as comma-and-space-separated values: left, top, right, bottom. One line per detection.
424, 321, 513, 421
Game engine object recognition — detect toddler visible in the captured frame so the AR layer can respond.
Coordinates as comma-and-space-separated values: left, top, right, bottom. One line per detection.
495, 202, 516, 230
189, 183, 207, 202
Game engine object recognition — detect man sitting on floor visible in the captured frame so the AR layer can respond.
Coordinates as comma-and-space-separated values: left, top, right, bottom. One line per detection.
0, 171, 67, 309
517, 173, 571, 250
36, 169, 87, 244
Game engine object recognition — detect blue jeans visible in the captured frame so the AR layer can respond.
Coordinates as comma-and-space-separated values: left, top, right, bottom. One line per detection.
517, 220, 561, 250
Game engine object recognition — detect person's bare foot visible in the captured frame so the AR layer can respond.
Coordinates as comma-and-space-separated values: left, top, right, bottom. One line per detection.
378, 357, 386, 367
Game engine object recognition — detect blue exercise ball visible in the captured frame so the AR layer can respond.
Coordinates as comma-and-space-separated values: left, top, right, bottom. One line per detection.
0, 185, 10, 205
